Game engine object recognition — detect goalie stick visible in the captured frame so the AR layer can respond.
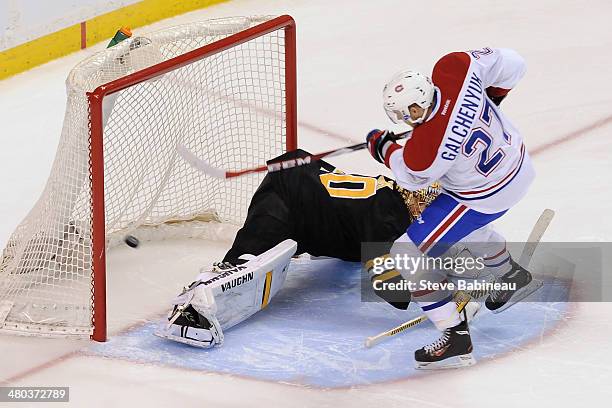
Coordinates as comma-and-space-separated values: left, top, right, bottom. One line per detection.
176, 131, 411, 179
364, 208, 555, 348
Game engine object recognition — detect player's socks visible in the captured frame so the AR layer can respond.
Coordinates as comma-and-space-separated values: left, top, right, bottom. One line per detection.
414, 310, 476, 370
482, 246, 512, 278
485, 259, 543, 313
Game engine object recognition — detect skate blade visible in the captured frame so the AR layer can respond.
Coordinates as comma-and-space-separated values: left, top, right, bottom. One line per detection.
415, 353, 476, 370
153, 328, 215, 349
491, 278, 543, 314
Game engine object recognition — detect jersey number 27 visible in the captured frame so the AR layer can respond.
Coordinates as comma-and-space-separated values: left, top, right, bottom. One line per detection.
462, 98, 511, 176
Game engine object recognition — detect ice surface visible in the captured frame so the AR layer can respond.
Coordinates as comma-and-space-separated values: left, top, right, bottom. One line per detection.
90, 257, 571, 388
1, 0, 611, 406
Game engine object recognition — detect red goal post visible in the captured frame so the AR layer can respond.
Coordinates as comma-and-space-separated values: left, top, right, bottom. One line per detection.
88, 15, 297, 341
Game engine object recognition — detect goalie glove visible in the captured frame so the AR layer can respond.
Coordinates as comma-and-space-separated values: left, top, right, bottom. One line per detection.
366, 129, 401, 166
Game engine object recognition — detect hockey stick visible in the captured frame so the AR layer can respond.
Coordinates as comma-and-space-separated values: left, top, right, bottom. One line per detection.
518, 208, 555, 267
364, 208, 555, 348
364, 290, 472, 349
176, 131, 411, 179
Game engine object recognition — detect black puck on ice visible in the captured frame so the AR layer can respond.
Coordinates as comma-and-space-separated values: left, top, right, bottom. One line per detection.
124, 235, 140, 248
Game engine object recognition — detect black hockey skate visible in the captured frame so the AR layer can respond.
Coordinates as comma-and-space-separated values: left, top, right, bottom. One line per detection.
485, 259, 543, 313
415, 310, 476, 370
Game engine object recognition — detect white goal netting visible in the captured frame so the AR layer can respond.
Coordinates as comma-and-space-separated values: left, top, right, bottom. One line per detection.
0, 16, 294, 338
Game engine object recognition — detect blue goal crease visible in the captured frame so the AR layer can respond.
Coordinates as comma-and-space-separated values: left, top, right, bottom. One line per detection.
89, 258, 571, 388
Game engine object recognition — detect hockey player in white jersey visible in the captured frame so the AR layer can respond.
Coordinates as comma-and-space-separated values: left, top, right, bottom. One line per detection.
366, 48, 542, 369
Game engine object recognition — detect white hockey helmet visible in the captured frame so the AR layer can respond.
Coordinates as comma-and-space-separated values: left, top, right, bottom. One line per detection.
383, 70, 435, 126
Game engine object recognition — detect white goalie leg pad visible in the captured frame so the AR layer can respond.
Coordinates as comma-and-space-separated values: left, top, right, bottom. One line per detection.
200, 239, 297, 329
155, 239, 297, 348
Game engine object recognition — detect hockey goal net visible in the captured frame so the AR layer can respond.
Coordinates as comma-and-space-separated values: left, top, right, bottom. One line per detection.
0, 15, 296, 341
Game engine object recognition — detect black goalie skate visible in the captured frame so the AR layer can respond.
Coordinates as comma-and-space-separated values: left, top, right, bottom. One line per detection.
485, 259, 543, 313
415, 310, 476, 370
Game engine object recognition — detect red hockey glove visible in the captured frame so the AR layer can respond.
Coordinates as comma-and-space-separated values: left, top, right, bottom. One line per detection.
366, 129, 400, 165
